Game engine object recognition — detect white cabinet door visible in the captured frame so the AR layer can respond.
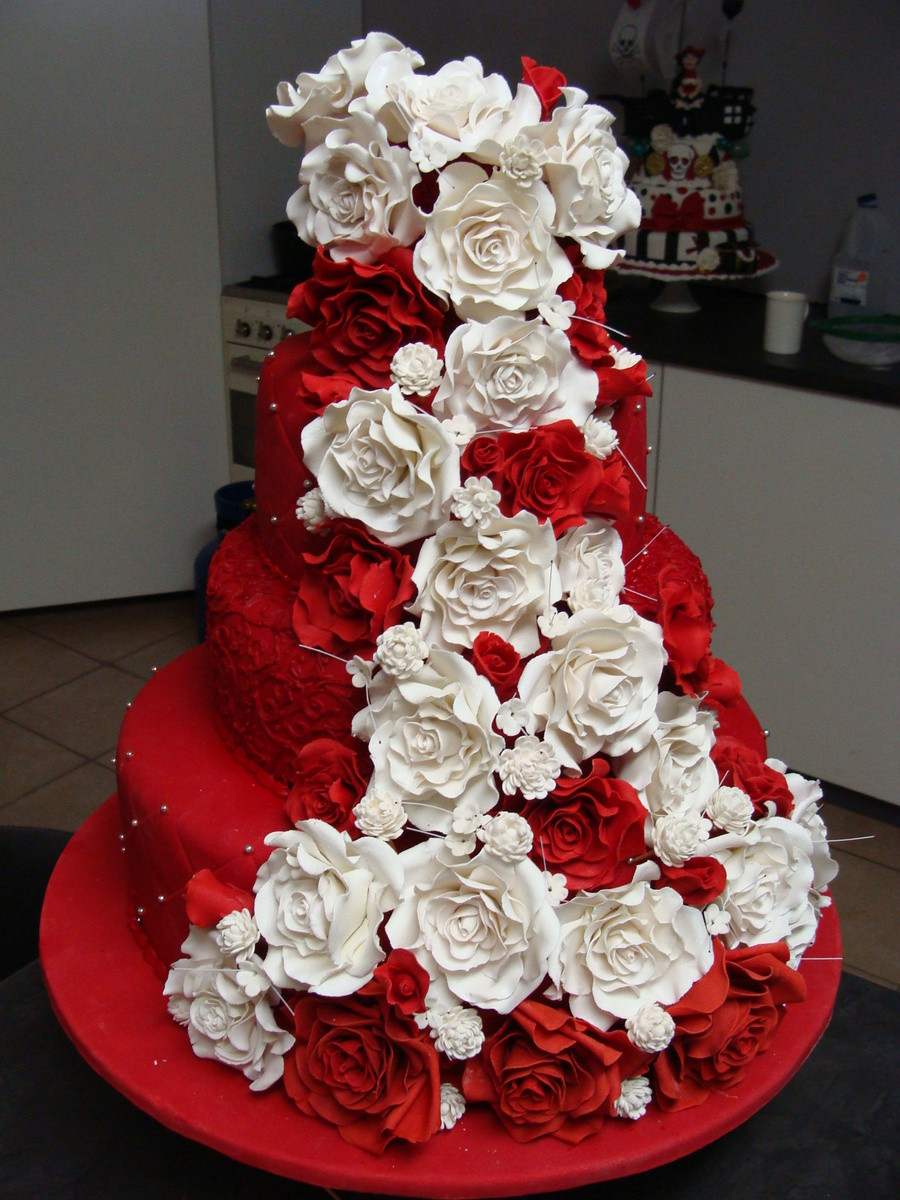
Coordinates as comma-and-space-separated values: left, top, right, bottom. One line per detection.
654, 367, 899, 805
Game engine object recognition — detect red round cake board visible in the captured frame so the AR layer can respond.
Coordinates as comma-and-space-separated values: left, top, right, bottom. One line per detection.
40, 795, 841, 1199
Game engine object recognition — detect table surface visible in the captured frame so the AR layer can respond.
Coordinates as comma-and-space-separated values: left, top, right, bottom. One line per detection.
1, 962, 896, 1200
605, 282, 899, 407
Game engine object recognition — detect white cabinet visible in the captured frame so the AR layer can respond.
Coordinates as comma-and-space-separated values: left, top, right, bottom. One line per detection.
652, 366, 899, 805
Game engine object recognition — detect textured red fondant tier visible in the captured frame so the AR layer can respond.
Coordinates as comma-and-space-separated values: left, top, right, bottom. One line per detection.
116, 645, 287, 973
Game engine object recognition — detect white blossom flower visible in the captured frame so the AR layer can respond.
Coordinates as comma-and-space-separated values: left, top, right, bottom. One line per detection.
413, 161, 572, 323
432, 316, 597, 436
705, 784, 754, 836
450, 476, 501, 529
295, 487, 327, 529
390, 342, 443, 396
441, 412, 477, 446
287, 110, 424, 262
346, 654, 374, 689
386, 838, 560, 1013
495, 698, 537, 737
353, 786, 408, 840
696, 247, 721, 273
301, 385, 460, 548
445, 796, 490, 856
581, 415, 619, 461
651, 811, 712, 867
428, 1005, 485, 1060
614, 1076, 654, 1120
440, 1083, 466, 1130
543, 871, 569, 906
164, 926, 293, 1091
498, 132, 549, 184
372, 622, 429, 678
213, 909, 259, 961
352, 648, 503, 834
537, 295, 576, 331
498, 735, 560, 800
703, 902, 732, 937
477, 811, 535, 862
517, 605, 665, 768
556, 520, 624, 614
267, 34, 424, 147
617, 692, 719, 820
410, 513, 560, 656
526, 89, 641, 268
549, 879, 713, 1029
625, 1002, 676, 1052
711, 159, 739, 191
253, 819, 402, 995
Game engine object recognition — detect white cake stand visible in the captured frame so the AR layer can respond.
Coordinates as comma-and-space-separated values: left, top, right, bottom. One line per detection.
613, 252, 778, 314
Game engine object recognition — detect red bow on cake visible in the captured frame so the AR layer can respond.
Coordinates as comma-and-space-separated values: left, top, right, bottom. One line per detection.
650, 191, 705, 232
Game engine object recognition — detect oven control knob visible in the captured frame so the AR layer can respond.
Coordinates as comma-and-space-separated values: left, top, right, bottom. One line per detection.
235, 319, 251, 338
258, 323, 274, 342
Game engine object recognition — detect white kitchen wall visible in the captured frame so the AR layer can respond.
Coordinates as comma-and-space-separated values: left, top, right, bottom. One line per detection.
1, 2, 226, 610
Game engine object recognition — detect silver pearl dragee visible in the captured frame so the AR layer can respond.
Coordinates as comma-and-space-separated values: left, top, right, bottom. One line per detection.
269, 402, 278, 412
243, 845, 254, 855
270, 515, 278, 523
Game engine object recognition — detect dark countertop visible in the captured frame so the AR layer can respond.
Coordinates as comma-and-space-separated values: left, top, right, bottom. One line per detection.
605, 282, 900, 407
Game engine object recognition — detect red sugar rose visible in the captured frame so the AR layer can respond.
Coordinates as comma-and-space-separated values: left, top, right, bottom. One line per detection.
373, 949, 431, 1015
653, 855, 727, 907
558, 258, 611, 365
284, 738, 371, 833
655, 561, 715, 690
470, 631, 522, 702
524, 759, 646, 892
293, 520, 416, 655
521, 56, 566, 119
463, 999, 650, 1143
284, 983, 442, 1154
287, 246, 445, 389
712, 736, 794, 818
462, 421, 630, 536
653, 940, 806, 1110
184, 869, 254, 927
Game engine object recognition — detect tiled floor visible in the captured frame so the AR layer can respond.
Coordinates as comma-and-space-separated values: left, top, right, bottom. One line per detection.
1, 592, 897, 991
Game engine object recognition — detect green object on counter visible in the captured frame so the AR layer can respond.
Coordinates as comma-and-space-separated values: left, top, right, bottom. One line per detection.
809, 314, 900, 342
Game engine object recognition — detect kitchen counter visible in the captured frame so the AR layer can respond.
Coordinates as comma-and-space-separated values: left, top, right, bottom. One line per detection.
605, 282, 899, 407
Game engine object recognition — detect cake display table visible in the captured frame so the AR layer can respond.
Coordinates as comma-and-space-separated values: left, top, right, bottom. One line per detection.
40, 796, 842, 1199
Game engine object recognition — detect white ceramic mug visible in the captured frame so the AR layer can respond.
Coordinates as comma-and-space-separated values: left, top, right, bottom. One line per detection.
764, 291, 810, 355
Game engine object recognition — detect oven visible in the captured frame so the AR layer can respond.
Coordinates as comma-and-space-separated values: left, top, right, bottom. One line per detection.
221, 279, 308, 481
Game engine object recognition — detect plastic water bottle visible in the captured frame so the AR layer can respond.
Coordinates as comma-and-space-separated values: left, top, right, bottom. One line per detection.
828, 194, 895, 317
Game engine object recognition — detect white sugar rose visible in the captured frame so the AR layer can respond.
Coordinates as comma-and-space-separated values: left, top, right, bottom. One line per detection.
517, 605, 665, 768
432, 316, 598, 435
617, 691, 719, 820
352, 648, 503, 834
625, 1002, 676, 1052
527, 89, 641, 268
410, 513, 560, 656
386, 838, 559, 1014
705, 784, 754, 835
614, 1076, 654, 1120
549, 879, 714, 1030
352, 785, 407, 840
390, 342, 443, 396
287, 110, 424, 262
498, 735, 561, 801
164, 926, 293, 1092
772, 760, 839, 895
706, 816, 820, 966
301, 385, 460, 547
413, 161, 572, 322
556, 520, 625, 614
253, 819, 402, 995
373, 622, 429, 678
477, 811, 535, 862
267, 34, 423, 147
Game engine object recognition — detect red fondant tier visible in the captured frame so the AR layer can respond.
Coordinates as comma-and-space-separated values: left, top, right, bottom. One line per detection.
252, 331, 653, 581
205, 515, 363, 789
116, 644, 287, 974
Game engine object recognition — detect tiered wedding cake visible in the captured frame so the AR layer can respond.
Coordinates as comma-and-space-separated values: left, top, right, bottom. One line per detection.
114, 34, 835, 1158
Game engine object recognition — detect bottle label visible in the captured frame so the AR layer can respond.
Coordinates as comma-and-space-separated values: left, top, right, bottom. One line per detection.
831, 265, 869, 307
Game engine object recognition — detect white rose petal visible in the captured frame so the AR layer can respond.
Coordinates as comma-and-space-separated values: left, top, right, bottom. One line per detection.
301, 385, 460, 547
432, 316, 598, 436
410, 513, 560, 656
387, 838, 559, 1014
549, 879, 713, 1029
413, 161, 573, 322
517, 605, 665, 768
253, 819, 402, 995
